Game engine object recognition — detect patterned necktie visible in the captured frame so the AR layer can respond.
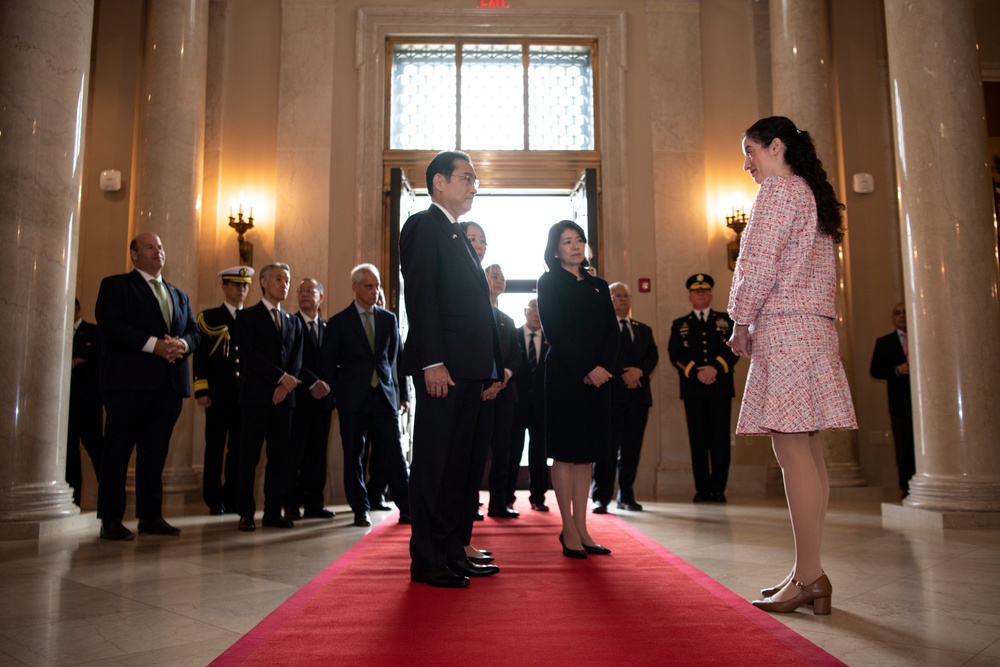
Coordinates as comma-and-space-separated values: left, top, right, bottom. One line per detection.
528, 332, 537, 370
150, 278, 171, 327
272, 307, 282, 333
364, 311, 377, 387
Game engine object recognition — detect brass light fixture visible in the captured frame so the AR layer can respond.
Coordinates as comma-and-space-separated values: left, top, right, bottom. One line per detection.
228, 195, 255, 267
726, 206, 747, 271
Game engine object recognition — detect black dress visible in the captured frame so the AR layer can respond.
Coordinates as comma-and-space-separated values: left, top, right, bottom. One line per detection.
537, 267, 619, 463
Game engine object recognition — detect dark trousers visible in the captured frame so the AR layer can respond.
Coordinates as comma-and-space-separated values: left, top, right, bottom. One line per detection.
461, 400, 494, 545
286, 399, 332, 512
486, 400, 516, 512
683, 396, 732, 497
66, 400, 103, 506
202, 400, 240, 511
340, 387, 410, 515
507, 405, 549, 506
99, 389, 182, 522
593, 401, 649, 505
890, 412, 916, 493
238, 403, 292, 518
365, 440, 388, 505
409, 375, 483, 569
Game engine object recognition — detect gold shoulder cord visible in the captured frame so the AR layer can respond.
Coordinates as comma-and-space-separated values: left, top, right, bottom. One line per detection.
197, 312, 231, 357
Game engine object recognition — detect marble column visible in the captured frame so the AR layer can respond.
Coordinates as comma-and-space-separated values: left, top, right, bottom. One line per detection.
134, 0, 210, 503
884, 0, 1000, 518
0, 0, 94, 537
768, 0, 866, 490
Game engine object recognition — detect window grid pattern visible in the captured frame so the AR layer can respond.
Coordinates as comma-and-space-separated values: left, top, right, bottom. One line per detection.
460, 44, 524, 150
391, 44, 457, 150
390, 42, 594, 151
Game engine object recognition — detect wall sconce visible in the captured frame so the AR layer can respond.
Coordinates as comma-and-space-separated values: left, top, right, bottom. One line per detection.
228, 195, 254, 267
726, 206, 747, 271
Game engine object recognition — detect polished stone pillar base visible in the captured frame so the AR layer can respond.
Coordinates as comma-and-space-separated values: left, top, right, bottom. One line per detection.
0, 512, 98, 541
882, 503, 1000, 530
905, 478, 1000, 513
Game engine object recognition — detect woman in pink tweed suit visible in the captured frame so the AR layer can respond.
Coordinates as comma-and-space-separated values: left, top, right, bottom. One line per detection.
728, 116, 857, 615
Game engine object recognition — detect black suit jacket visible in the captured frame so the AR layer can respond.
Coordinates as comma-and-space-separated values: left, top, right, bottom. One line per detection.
294, 312, 335, 411
513, 326, 547, 419
667, 309, 738, 400
399, 205, 501, 379
71, 320, 102, 407
611, 317, 659, 407
193, 304, 239, 405
870, 331, 911, 416
327, 303, 403, 412
494, 307, 522, 403
95, 270, 200, 397
235, 301, 303, 408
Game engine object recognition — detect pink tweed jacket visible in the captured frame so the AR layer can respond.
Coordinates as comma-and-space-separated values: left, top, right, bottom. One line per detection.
728, 175, 837, 325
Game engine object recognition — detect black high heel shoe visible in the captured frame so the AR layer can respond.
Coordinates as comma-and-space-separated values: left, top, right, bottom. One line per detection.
583, 543, 611, 556
559, 533, 587, 559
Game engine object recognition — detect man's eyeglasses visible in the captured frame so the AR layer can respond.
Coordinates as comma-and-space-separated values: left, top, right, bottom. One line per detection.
451, 173, 480, 189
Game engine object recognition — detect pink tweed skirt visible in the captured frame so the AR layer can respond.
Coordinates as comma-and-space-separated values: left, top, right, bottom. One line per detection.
737, 314, 857, 435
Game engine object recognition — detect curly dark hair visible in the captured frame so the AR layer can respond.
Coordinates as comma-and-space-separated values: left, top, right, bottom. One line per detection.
745, 116, 846, 243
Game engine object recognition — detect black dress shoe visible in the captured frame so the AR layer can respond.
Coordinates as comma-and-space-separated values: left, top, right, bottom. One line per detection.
559, 533, 587, 559
530, 502, 550, 512
100, 521, 135, 541
693, 493, 711, 503
398, 513, 411, 525
208, 503, 225, 516
238, 516, 256, 532
285, 508, 303, 521
353, 511, 372, 527
447, 558, 499, 577
410, 565, 469, 588
371, 503, 392, 512
474, 509, 484, 521
302, 507, 335, 519
592, 502, 608, 514
711, 493, 728, 503
262, 514, 294, 528
583, 543, 612, 555
468, 554, 495, 564
137, 518, 181, 536
616, 501, 643, 511
487, 507, 519, 519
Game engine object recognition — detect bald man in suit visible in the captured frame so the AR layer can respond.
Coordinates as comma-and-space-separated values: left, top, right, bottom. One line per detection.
94, 232, 201, 540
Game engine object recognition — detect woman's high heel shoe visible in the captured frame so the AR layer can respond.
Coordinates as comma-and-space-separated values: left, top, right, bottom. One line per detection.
583, 543, 611, 555
559, 533, 587, 559
751, 574, 832, 615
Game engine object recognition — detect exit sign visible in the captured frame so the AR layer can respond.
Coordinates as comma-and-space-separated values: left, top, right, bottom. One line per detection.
479, 0, 510, 7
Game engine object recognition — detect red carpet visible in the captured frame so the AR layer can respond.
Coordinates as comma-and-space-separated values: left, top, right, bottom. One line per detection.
212, 500, 844, 666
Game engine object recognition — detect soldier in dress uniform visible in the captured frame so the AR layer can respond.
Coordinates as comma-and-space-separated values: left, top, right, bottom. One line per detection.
194, 266, 253, 515
667, 274, 739, 502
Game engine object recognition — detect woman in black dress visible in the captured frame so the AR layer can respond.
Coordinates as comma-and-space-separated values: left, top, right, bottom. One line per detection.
537, 220, 618, 558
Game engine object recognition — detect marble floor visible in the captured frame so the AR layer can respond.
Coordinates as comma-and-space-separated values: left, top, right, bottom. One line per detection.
1, 497, 998, 666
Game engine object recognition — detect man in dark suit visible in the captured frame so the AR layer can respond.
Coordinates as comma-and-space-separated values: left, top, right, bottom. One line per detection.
667, 274, 739, 503
870, 302, 914, 497
328, 264, 411, 528
66, 298, 103, 507
507, 298, 550, 512
285, 277, 336, 521
593, 282, 659, 513
234, 262, 303, 532
94, 232, 201, 540
483, 264, 522, 519
194, 266, 253, 516
400, 150, 503, 588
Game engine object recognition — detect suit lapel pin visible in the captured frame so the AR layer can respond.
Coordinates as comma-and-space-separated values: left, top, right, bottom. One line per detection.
452, 233, 458, 239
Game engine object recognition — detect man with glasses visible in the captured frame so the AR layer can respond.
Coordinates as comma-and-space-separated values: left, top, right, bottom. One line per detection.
592, 282, 659, 513
400, 151, 503, 588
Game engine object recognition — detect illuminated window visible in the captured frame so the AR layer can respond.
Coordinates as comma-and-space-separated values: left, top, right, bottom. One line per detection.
390, 41, 594, 151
